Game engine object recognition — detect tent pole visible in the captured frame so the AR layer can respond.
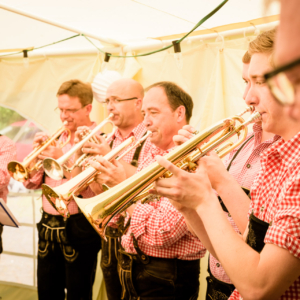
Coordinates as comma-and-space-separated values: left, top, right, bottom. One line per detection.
0, 2, 124, 47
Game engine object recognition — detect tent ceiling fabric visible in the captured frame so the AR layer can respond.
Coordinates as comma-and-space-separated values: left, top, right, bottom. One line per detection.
0, 0, 279, 52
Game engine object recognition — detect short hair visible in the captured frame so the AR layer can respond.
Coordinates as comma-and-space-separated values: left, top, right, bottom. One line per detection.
57, 79, 93, 106
242, 51, 251, 64
145, 81, 193, 123
248, 28, 276, 56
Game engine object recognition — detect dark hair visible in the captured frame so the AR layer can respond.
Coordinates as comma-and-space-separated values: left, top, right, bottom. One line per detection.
145, 81, 193, 123
57, 79, 93, 106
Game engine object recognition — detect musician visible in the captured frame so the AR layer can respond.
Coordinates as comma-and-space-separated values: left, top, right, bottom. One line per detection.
198, 31, 280, 299
0, 135, 17, 253
23, 79, 101, 300
270, 0, 300, 119
152, 31, 300, 300
75, 78, 149, 300
94, 81, 205, 300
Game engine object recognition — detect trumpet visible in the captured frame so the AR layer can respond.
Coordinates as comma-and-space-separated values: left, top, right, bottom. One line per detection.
74, 108, 261, 239
43, 113, 115, 180
42, 131, 152, 217
7, 122, 71, 182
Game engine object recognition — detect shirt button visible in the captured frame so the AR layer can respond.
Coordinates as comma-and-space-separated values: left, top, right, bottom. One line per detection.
246, 164, 251, 169
216, 263, 220, 267
269, 221, 273, 226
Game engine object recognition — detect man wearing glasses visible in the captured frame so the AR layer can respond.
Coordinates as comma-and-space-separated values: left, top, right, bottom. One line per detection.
73, 78, 148, 300
23, 79, 101, 300
263, 0, 300, 119
151, 29, 300, 299
90, 81, 205, 300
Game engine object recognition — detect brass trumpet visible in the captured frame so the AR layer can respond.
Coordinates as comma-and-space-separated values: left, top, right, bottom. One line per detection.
74, 108, 260, 239
7, 121, 71, 182
42, 131, 152, 217
43, 113, 115, 180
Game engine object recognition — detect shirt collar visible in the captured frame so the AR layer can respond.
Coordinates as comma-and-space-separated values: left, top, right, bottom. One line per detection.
113, 122, 147, 141
252, 123, 281, 148
261, 131, 300, 169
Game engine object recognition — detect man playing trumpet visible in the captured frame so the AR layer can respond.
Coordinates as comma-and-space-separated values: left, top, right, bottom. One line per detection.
74, 78, 150, 300
23, 79, 101, 300
152, 29, 300, 300
89, 81, 206, 300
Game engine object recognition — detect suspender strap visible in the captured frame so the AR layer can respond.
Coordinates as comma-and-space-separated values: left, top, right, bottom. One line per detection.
218, 134, 255, 213
130, 131, 147, 167
226, 134, 254, 171
110, 131, 148, 167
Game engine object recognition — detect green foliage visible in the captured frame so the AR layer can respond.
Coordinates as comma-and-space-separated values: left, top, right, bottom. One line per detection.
0, 106, 25, 130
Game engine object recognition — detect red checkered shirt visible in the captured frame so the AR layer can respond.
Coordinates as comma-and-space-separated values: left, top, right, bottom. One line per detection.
229, 131, 300, 300
0, 136, 17, 203
210, 124, 280, 284
106, 122, 148, 164
23, 123, 96, 215
120, 143, 207, 260
105, 122, 150, 227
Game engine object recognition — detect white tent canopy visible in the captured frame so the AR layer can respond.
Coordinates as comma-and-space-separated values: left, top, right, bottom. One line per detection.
0, 0, 280, 54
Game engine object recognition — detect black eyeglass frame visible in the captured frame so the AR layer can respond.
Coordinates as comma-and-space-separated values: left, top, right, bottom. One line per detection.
103, 97, 138, 105
264, 56, 300, 80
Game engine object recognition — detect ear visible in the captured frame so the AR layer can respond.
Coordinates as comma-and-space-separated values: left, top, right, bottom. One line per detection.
135, 98, 143, 110
175, 105, 186, 123
85, 104, 93, 115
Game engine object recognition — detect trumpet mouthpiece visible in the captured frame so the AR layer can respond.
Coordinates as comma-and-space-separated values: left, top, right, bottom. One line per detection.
252, 112, 262, 122
63, 120, 68, 126
108, 113, 114, 118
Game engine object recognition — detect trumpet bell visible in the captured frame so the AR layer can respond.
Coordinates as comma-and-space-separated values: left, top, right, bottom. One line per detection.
7, 161, 28, 182
43, 158, 64, 180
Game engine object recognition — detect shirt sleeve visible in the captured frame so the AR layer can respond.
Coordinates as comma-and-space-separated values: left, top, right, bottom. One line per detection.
23, 169, 44, 190
80, 186, 95, 198
264, 179, 300, 259
0, 138, 17, 189
130, 197, 188, 248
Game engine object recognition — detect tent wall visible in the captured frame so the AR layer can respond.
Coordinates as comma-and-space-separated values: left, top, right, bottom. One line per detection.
0, 35, 258, 133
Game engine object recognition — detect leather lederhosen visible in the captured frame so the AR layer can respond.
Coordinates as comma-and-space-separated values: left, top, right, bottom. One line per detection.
245, 212, 269, 253
118, 234, 200, 300
37, 208, 101, 262
206, 134, 254, 300
102, 133, 147, 300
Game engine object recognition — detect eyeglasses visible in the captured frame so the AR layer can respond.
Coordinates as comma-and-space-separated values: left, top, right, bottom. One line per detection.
264, 57, 300, 106
103, 97, 138, 105
54, 105, 86, 116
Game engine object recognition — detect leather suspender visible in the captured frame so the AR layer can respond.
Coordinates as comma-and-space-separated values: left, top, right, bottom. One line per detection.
218, 134, 254, 213
110, 131, 147, 167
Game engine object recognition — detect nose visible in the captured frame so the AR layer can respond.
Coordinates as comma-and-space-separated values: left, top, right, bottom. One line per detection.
143, 114, 152, 127
244, 85, 259, 108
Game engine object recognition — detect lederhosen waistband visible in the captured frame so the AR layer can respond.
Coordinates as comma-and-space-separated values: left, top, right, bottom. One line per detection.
118, 234, 200, 300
